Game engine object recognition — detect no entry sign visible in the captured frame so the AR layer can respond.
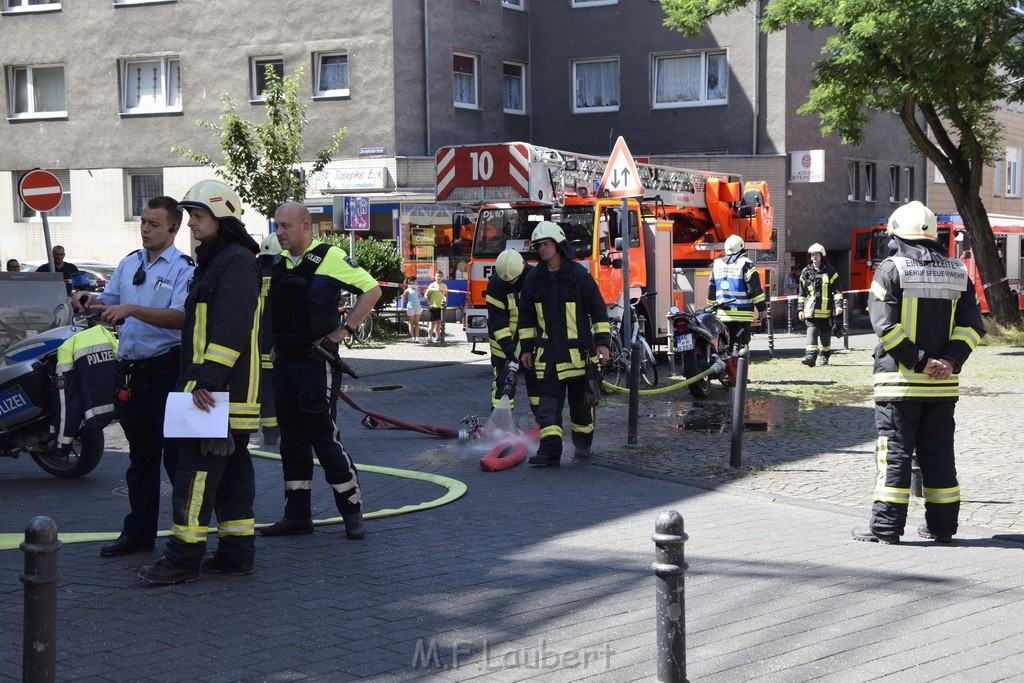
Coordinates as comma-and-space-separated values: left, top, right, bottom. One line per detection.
19, 170, 63, 213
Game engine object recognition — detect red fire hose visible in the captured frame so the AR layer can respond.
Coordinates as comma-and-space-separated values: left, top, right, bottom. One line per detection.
337, 389, 462, 438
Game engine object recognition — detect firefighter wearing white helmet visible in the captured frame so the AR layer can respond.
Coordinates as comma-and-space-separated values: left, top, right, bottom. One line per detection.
519, 221, 611, 465
798, 242, 843, 366
140, 179, 261, 584
486, 249, 538, 413
852, 201, 985, 545
707, 234, 766, 359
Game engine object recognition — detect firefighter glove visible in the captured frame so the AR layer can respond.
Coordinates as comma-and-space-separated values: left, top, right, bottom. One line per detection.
201, 436, 235, 458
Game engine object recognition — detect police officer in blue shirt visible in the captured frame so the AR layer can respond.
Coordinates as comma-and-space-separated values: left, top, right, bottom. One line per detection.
73, 196, 194, 557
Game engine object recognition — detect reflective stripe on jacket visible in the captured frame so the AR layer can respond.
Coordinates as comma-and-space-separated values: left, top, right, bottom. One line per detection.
53, 326, 118, 445
799, 262, 842, 319
708, 253, 766, 323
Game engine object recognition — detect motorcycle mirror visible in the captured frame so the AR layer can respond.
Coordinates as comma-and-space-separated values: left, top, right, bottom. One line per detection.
667, 306, 680, 315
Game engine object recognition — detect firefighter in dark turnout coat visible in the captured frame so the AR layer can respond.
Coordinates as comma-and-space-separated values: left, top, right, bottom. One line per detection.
486, 249, 538, 413
852, 201, 985, 545
139, 179, 262, 584
519, 222, 610, 466
799, 243, 844, 366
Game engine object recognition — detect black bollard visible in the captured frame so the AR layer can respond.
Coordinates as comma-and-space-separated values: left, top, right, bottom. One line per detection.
729, 347, 750, 469
764, 304, 775, 359
21, 516, 60, 683
787, 298, 794, 334
910, 455, 923, 498
627, 338, 641, 446
842, 297, 850, 350
652, 510, 688, 683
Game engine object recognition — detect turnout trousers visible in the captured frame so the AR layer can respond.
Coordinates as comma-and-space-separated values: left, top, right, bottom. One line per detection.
804, 317, 833, 359
535, 375, 594, 459
165, 432, 256, 569
273, 357, 362, 520
870, 400, 960, 538
115, 355, 179, 542
490, 356, 539, 415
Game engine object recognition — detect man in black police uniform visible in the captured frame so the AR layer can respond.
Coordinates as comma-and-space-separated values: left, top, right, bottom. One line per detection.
138, 179, 262, 584
260, 201, 381, 540
73, 196, 194, 557
852, 201, 985, 545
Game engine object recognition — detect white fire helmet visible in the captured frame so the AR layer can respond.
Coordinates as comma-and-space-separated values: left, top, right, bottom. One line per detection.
724, 235, 745, 254
807, 243, 826, 256
495, 249, 525, 282
887, 201, 938, 241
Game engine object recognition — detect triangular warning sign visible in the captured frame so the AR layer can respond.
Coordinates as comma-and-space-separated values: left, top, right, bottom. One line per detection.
599, 136, 645, 198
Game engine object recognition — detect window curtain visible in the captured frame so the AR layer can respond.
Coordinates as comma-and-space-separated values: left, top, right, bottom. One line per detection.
656, 56, 699, 103
575, 61, 618, 108
503, 64, 523, 110
130, 175, 163, 217
319, 56, 348, 93
453, 55, 476, 104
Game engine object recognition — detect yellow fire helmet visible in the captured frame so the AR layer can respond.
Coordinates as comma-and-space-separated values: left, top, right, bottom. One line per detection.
179, 179, 244, 222
807, 243, 826, 256
887, 201, 938, 241
260, 233, 282, 256
724, 235, 745, 254
495, 249, 525, 282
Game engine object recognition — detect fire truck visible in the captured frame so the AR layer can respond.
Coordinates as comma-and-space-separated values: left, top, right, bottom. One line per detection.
434, 142, 774, 345
850, 213, 1024, 312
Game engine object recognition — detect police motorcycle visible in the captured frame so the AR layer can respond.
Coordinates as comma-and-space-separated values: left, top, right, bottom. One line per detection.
667, 299, 734, 400
0, 309, 106, 478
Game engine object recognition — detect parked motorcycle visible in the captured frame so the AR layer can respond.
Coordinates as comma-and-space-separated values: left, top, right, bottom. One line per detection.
667, 301, 733, 399
0, 320, 105, 478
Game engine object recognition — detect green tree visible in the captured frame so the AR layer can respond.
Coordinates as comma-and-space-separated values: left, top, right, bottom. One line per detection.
320, 234, 404, 309
661, 0, 1024, 325
173, 64, 345, 222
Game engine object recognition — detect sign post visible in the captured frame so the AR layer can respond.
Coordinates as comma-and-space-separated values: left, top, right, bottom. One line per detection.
599, 137, 646, 446
18, 170, 64, 272
336, 194, 371, 259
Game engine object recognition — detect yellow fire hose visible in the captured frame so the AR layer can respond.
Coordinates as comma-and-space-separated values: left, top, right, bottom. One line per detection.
601, 360, 725, 397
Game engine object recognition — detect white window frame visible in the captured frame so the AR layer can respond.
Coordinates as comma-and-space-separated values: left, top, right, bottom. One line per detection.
652, 50, 728, 109
453, 52, 480, 110
17, 169, 71, 221
502, 61, 526, 115
314, 52, 349, 99
572, 57, 619, 114
501, 0, 524, 9
904, 167, 914, 202
888, 165, 900, 203
1007, 147, 1021, 198
8, 64, 66, 120
250, 56, 284, 101
847, 161, 860, 201
3, 0, 60, 13
126, 170, 164, 219
120, 57, 181, 115
571, 0, 617, 7
864, 162, 876, 202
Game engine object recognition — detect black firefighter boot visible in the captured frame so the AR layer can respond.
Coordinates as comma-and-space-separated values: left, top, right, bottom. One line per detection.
820, 351, 831, 366
801, 350, 818, 367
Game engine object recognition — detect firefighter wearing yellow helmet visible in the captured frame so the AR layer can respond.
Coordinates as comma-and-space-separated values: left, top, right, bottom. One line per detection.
707, 234, 766, 353
140, 178, 262, 584
852, 200, 985, 544
518, 221, 611, 465
486, 249, 538, 413
798, 242, 843, 366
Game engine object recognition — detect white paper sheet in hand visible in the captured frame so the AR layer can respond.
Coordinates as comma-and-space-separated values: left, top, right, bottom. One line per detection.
163, 392, 230, 438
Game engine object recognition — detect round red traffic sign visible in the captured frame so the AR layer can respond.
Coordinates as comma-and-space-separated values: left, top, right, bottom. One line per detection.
18, 169, 64, 213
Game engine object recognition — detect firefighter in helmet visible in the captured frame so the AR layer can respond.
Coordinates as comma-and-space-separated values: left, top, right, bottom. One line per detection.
853, 200, 985, 544
798, 243, 843, 366
518, 221, 610, 465
707, 235, 766, 351
257, 233, 281, 446
139, 178, 262, 584
486, 249, 538, 415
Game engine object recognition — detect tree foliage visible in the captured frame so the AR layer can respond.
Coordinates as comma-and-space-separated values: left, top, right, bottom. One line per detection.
319, 234, 404, 309
661, 0, 1024, 325
173, 65, 345, 221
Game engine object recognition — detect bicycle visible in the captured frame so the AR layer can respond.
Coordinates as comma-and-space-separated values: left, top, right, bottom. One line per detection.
604, 293, 659, 389
339, 296, 375, 348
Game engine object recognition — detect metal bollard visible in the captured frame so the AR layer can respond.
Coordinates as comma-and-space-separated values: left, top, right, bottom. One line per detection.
21, 516, 60, 683
729, 347, 750, 469
627, 338, 641, 447
652, 510, 688, 683
910, 455, 923, 497
842, 297, 850, 350
764, 304, 775, 359
787, 298, 795, 334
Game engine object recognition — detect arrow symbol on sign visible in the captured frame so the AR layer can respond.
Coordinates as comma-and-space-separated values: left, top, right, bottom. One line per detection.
611, 169, 631, 188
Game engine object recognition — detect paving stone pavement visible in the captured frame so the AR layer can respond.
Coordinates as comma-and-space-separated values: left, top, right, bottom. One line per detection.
1, 319, 1022, 681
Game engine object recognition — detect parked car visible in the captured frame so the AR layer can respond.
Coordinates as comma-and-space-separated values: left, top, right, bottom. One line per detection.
21, 261, 117, 292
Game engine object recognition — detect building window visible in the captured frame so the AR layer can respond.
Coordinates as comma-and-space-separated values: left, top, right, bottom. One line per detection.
9, 65, 66, 119
864, 163, 876, 202
847, 161, 860, 201
904, 167, 914, 202
933, 163, 946, 184
120, 57, 181, 114
3, 0, 60, 12
653, 51, 728, 107
114, 0, 175, 5
503, 61, 526, 114
127, 171, 163, 219
453, 53, 479, 109
501, 0, 524, 9
571, 0, 617, 6
888, 165, 900, 203
251, 57, 284, 101
573, 58, 619, 113
314, 53, 349, 98
1007, 147, 1021, 198
18, 169, 70, 220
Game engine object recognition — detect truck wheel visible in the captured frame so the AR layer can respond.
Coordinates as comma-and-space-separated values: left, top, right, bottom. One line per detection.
30, 428, 104, 479
684, 343, 712, 399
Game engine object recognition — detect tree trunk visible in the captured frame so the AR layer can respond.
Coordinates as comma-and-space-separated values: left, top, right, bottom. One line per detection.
948, 190, 1020, 327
